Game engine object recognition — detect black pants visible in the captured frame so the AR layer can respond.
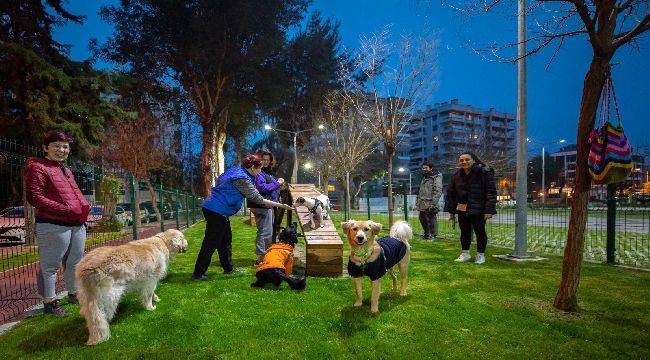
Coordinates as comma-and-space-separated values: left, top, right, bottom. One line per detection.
418, 209, 438, 237
457, 212, 488, 253
251, 269, 306, 290
193, 208, 233, 276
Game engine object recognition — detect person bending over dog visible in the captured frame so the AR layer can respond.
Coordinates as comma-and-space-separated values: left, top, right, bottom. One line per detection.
192, 154, 293, 281
251, 222, 306, 290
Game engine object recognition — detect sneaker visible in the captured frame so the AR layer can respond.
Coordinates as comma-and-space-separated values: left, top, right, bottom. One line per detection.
454, 252, 471, 262
475, 253, 486, 265
43, 299, 68, 317
223, 267, 238, 274
421, 234, 431, 240
67, 293, 79, 305
192, 275, 210, 281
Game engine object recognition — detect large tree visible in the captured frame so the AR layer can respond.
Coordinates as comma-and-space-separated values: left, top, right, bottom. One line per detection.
99, 0, 309, 196
0, 2, 122, 153
451, 0, 649, 311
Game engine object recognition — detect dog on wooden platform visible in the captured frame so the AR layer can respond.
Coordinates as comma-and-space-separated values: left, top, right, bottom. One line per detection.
75, 229, 188, 345
294, 192, 330, 229
251, 222, 306, 290
342, 220, 412, 313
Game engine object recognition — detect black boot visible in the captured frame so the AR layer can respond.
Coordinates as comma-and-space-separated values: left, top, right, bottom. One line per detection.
43, 299, 68, 317
289, 277, 306, 291
67, 293, 78, 305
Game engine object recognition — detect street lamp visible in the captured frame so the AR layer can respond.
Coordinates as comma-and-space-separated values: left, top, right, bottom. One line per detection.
527, 137, 566, 203
304, 162, 322, 188
398, 167, 412, 196
264, 124, 325, 183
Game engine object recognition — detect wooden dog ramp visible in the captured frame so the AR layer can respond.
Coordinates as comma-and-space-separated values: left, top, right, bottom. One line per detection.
288, 184, 342, 277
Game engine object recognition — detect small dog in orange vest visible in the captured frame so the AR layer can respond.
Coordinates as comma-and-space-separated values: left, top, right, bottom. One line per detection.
251, 222, 306, 290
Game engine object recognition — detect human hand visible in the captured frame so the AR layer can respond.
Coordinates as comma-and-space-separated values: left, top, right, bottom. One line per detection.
484, 213, 493, 220
282, 204, 294, 211
277, 178, 285, 184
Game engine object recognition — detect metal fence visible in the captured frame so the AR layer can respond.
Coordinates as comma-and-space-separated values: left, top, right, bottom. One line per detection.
0, 138, 204, 325
341, 181, 649, 269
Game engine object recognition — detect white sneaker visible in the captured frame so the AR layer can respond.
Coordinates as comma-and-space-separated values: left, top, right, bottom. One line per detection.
454, 252, 471, 262
475, 253, 486, 264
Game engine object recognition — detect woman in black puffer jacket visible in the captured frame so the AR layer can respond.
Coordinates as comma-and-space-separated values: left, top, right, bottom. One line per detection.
444, 152, 497, 264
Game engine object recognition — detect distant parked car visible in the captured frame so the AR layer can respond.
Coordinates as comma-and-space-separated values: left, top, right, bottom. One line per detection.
87, 206, 130, 227
0, 206, 26, 245
497, 200, 516, 208
117, 203, 150, 224
141, 201, 174, 221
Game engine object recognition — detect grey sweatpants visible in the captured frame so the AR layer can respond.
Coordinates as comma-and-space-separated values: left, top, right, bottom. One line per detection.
36, 223, 86, 299
251, 207, 273, 258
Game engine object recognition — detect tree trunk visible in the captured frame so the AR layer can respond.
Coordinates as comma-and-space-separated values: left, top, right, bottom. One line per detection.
201, 120, 217, 197
146, 180, 162, 222
386, 154, 394, 227
214, 127, 227, 176
553, 55, 611, 312
346, 171, 351, 220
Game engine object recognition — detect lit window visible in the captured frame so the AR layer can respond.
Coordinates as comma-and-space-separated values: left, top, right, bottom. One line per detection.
433, 135, 439, 142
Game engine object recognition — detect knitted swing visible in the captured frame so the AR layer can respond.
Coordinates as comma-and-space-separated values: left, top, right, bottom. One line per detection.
587, 70, 633, 184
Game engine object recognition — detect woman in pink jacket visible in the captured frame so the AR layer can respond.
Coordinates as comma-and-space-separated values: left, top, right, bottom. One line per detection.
25, 131, 90, 317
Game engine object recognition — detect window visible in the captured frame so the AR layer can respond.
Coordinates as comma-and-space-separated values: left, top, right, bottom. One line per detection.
433, 146, 438, 151
432, 125, 438, 131
433, 135, 439, 142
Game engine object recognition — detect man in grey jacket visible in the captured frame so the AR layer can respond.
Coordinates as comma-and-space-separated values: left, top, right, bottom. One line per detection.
416, 160, 442, 240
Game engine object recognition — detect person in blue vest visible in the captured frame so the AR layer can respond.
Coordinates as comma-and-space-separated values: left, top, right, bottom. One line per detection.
192, 154, 293, 281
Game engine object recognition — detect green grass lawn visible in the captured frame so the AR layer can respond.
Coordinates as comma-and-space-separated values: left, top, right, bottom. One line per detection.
1, 216, 648, 359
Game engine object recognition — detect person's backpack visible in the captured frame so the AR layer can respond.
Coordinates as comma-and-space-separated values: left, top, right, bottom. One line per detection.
587, 70, 633, 184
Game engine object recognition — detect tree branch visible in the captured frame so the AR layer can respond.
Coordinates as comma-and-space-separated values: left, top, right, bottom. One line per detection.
612, 13, 650, 48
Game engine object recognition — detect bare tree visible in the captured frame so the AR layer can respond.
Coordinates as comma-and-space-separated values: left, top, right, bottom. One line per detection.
448, 0, 649, 311
351, 28, 438, 226
101, 112, 170, 227
316, 90, 376, 216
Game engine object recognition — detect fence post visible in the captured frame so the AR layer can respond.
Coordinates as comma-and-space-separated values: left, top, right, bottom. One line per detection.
192, 196, 197, 224
606, 183, 617, 264
174, 189, 180, 229
366, 184, 371, 220
185, 193, 190, 228
402, 180, 408, 221
159, 183, 165, 232
129, 175, 138, 240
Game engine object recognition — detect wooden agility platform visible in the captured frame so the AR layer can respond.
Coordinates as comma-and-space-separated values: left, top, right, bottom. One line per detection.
288, 184, 343, 277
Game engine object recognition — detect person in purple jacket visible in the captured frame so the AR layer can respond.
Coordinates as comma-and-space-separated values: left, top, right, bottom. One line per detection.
249, 150, 284, 264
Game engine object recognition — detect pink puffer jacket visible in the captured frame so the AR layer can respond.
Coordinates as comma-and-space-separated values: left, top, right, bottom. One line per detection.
25, 157, 90, 225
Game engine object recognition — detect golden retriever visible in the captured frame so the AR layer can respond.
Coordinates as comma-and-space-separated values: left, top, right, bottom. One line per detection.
341, 220, 412, 313
75, 229, 188, 345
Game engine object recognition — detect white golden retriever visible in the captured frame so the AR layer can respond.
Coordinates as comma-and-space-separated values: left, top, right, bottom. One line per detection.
75, 229, 188, 345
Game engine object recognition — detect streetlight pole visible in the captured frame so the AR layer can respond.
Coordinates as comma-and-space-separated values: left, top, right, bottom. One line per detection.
529, 138, 565, 204
513, 0, 528, 258
542, 145, 545, 204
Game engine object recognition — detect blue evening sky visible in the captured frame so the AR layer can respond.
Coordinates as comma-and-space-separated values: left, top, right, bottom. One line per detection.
53, 0, 650, 155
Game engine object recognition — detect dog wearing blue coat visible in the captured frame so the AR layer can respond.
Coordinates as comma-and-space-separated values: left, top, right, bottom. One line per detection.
341, 220, 412, 314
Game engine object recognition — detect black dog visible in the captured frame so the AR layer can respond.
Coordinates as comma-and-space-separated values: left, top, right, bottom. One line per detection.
251, 222, 306, 290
